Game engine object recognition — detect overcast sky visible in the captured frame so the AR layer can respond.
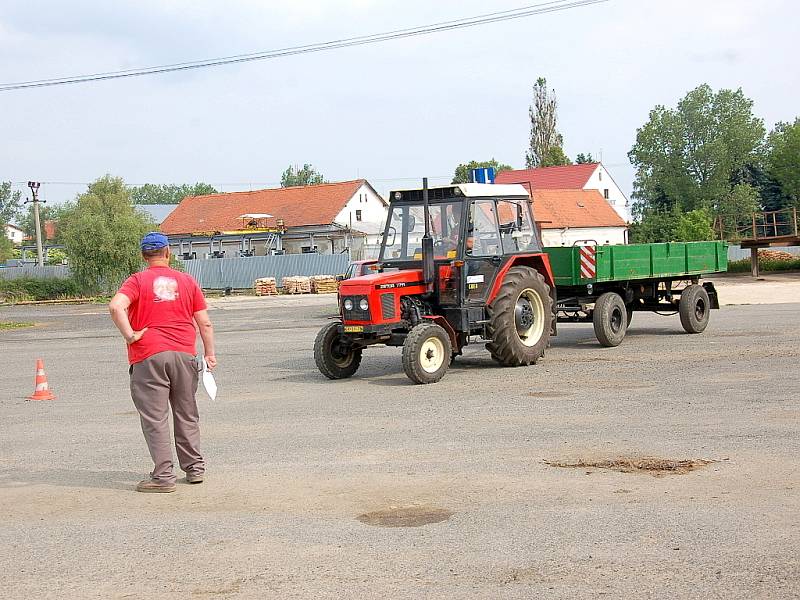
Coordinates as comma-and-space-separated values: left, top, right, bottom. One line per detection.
1, 0, 798, 206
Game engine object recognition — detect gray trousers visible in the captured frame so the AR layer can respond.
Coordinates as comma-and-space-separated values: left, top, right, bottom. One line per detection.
130, 351, 204, 484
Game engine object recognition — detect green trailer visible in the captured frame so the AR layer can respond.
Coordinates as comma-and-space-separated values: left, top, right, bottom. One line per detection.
544, 241, 728, 347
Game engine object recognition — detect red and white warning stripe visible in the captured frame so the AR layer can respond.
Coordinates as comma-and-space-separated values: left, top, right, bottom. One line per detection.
579, 245, 596, 279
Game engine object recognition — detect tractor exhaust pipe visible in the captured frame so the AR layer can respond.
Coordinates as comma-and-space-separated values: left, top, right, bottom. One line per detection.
421, 177, 435, 292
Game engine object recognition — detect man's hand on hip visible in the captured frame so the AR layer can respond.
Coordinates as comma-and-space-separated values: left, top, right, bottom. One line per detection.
126, 328, 148, 345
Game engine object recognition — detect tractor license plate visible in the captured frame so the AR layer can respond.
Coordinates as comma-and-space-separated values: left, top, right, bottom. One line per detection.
343, 325, 364, 333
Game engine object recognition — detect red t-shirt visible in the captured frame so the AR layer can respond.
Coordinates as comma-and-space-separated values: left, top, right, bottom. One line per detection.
118, 266, 208, 364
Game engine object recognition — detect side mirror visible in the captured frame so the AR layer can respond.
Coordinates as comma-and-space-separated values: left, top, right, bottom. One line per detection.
408, 215, 417, 232
335, 274, 345, 282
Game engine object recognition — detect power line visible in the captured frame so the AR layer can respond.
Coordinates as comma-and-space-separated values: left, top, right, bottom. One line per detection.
0, 0, 608, 91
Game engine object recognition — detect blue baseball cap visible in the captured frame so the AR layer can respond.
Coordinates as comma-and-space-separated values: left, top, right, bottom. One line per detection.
141, 232, 169, 251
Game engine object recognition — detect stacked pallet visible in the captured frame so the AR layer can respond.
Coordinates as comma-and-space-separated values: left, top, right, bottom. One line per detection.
254, 277, 278, 296
758, 249, 796, 262
310, 275, 339, 294
282, 276, 312, 294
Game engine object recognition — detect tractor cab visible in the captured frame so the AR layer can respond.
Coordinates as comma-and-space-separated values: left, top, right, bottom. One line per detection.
375, 183, 543, 304
316, 181, 556, 384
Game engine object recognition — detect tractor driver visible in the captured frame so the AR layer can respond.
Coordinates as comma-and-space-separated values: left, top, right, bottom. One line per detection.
437, 205, 462, 255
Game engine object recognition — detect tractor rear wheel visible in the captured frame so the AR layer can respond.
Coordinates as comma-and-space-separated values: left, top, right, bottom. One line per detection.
679, 284, 710, 333
314, 322, 362, 379
485, 266, 553, 367
593, 292, 628, 347
402, 322, 452, 384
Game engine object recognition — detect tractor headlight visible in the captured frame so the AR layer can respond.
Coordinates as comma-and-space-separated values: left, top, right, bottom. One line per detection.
343, 298, 354, 311
359, 298, 369, 311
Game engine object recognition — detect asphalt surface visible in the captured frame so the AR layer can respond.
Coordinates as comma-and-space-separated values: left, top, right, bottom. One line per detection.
1, 293, 798, 599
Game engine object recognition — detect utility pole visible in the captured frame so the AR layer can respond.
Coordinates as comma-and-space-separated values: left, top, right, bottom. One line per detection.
26, 181, 44, 267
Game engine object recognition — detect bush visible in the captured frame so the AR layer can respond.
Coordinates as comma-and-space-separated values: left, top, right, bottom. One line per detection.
727, 258, 800, 273
0, 277, 82, 302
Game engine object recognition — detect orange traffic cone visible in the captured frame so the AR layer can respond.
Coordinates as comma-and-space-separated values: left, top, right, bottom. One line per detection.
28, 358, 56, 401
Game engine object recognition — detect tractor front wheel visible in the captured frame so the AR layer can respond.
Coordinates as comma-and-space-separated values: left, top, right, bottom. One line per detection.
402, 322, 452, 384
485, 266, 553, 367
314, 322, 363, 379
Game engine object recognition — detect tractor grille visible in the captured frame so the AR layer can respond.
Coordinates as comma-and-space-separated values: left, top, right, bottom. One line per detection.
380, 293, 396, 320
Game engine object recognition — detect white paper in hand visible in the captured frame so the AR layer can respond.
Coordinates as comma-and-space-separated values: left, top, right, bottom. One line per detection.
201, 358, 217, 400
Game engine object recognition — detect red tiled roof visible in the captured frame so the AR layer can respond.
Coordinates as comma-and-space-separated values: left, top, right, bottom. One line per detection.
160, 180, 367, 235
495, 163, 598, 189
44, 220, 57, 240
531, 189, 626, 229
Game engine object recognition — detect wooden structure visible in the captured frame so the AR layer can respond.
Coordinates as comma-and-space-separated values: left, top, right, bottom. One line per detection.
719, 209, 800, 277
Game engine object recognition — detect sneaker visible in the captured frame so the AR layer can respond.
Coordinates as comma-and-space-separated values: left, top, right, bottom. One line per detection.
185, 472, 204, 484
136, 479, 177, 493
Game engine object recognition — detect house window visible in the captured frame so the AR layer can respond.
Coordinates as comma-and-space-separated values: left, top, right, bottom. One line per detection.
301, 246, 318, 254
355, 210, 362, 221
598, 170, 603, 181
604, 189, 609, 199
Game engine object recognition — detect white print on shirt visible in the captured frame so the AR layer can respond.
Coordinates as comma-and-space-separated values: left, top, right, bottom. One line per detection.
153, 276, 180, 302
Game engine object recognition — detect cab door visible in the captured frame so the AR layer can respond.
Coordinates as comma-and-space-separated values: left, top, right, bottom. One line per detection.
464, 199, 503, 304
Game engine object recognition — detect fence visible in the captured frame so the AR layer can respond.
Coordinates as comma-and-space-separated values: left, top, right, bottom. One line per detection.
0, 265, 70, 280
0, 254, 350, 290
180, 253, 350, 289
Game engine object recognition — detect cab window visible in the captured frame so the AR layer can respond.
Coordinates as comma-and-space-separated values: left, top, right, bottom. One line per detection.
497, 199, 538, 253
467, 200, 501, 257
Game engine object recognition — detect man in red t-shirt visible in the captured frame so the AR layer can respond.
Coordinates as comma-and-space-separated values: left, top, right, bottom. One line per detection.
109, 232, 216, 493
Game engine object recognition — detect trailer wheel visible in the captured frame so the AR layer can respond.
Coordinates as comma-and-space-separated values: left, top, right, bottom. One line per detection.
593, 292, 628, 347
486, 266, 553, 366
402, 322, 452, 384
679, 284, 710, 334
626, 306, 633, 329
314, 322, 362, 379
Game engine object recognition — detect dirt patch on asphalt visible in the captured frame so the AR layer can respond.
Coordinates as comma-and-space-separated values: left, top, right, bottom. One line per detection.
357, 506, 453, 527
545, 457, 716, 476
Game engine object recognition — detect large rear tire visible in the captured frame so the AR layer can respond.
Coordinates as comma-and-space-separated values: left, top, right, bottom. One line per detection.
593, 292, 627, 347
314, 322, 362, 379
679, 284, 710, 333
485, 266, 553, 367
402, 322, 452, 384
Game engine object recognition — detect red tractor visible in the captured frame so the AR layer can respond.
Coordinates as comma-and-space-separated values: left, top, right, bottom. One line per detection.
314, 179, 555, 384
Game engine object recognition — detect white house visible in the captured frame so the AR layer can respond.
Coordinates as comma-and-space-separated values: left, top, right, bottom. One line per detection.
4, 223, 24, 245
333, 182, 387, 252
495, 162, 631, 223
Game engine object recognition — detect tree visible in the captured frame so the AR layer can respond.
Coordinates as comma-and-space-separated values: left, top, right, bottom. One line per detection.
575, 152, 595, 164
59, 176, 155, 294
0, 233, 12, 262
629, 207, 680, 243
19, 202, 68, 244
736, 163, 791, 212
629, 206, 715, 243
451, 159, 513, 184
715, 183, 761, 239
767, 118, 800, 205
0, 181, 22, 225
525, 78, 568, 168
281, 164, 325, 187
628, 84, 765, 215
129, 183, 218, 205
540, 146, 572, 167
675, 209, 715, 242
